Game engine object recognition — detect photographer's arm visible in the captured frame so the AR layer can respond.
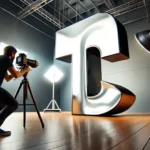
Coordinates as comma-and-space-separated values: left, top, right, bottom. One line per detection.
7, 66, 30, 79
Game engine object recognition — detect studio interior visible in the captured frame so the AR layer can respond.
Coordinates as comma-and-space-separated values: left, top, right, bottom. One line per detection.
0, 0, 150, 150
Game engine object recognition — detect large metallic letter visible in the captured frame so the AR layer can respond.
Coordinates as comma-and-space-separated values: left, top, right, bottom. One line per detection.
55, 13, 135, 115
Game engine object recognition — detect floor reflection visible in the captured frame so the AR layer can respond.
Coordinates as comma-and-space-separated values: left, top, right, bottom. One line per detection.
0, 113, 150, 150
61, 114, 149, 150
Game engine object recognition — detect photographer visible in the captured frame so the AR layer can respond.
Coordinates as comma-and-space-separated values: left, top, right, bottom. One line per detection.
0, 46, 30, 136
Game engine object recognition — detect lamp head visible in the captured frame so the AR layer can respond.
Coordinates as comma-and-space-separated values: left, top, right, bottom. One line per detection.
135, 30, 150, 52
44, 65, 64, 83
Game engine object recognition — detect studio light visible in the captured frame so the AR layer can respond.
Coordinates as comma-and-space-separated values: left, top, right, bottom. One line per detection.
135, 0, 150, 52
44, 65, 64, 112
135, 30, 150, 52
44, 65, 63, 83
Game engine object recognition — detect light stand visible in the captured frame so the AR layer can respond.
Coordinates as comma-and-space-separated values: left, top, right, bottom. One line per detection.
44, 79, 61, 112
43, 66, 63, 112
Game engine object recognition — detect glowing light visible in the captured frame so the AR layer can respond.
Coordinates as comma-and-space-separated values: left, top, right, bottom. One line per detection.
0, 42, 7, 55
44, 65, 64, 83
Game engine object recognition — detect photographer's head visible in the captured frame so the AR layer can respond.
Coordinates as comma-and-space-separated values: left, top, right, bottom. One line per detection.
4, 46, 17, 63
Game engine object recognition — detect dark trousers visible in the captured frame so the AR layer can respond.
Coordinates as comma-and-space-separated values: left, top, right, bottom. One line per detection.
0, 87, 18, 126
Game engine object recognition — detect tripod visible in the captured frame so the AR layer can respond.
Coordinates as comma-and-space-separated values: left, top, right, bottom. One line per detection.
14, 73, 44, 128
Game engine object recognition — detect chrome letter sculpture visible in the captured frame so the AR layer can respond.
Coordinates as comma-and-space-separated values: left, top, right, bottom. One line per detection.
55, 13, 135, 115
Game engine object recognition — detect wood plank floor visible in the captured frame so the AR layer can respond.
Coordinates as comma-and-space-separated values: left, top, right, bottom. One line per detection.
0, 112, 150, 150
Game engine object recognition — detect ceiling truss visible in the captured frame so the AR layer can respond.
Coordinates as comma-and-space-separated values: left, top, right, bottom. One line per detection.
8, 0, 150, 31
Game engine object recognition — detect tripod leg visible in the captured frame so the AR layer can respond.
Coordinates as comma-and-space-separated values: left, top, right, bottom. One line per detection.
23, 81, 27, 128
27, 83, 45, 128
14, 82, 23, 98
14, 80, 25, 128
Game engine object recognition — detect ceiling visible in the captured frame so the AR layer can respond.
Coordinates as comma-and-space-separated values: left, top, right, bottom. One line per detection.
0, 0, 150, 39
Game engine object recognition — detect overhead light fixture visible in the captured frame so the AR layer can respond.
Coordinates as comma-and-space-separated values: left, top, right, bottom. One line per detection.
135, 30, 150, 52
135, 0, 150, 52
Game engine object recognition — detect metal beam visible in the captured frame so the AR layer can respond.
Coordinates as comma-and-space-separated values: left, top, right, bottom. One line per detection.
22, 0, 72, 24
61, 0, 105, 20
68, 0, 146, 21
64, 0, 84, 19
106, 0, 144, 16
0, 6, 54, 39
48, 4, 73, 24
90, 0, 100, 12
19, 0, 65, 28
10, 0, 55, 30
105, 0, 116, 9
18, 0, 53, 19
77, 0, 92, 16
59, 0, 104, 11
36, 8, 64, 28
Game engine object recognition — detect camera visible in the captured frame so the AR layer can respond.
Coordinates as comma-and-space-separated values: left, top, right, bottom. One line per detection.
16, 53, 39, 69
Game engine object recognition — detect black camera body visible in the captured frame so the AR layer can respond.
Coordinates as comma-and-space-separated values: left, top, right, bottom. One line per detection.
16, 53, 39, 68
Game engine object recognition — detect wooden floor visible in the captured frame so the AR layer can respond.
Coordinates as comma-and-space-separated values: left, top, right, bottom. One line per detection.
0, 112, 150, 150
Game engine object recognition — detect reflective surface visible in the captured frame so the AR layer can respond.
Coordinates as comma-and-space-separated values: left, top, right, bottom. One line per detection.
135, 30, 150, 52
55, 13, 135, 115
1, 112, 150, 150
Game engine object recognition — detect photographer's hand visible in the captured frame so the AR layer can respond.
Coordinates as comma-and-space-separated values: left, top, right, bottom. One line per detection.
7, 66, 31, 79
24, 66, 31, 73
